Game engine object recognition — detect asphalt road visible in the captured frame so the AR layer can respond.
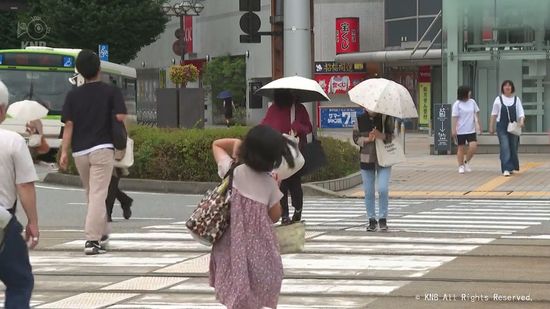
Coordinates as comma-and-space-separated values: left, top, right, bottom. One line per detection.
2, 184, 550, 308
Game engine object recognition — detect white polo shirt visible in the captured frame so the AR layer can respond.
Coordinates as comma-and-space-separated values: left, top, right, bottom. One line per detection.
0, 128, 38, 211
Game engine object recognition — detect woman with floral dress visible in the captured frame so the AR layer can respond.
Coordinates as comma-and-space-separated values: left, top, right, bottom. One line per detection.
210, 125, 295, 309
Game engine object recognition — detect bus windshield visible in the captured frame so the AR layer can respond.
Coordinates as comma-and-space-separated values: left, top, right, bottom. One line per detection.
0, 70, 73, 114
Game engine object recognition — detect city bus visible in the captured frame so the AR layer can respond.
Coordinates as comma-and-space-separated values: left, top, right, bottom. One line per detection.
0, 46, 137, 150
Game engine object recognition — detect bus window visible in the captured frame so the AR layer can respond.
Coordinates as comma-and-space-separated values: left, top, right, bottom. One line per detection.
0, 70, 73, 113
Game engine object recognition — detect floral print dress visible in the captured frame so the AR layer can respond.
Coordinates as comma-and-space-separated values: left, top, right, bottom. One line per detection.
209, 155, 284, 309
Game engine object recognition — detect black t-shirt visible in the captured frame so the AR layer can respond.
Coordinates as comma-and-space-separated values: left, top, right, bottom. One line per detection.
61, 82, 127, 153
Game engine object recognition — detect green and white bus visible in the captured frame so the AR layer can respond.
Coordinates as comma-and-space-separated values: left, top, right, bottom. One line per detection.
0, 46, 137, 149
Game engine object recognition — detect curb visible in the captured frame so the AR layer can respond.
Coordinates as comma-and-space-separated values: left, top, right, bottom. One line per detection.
43, 172, 347, 197
308, 172, 362, 192
43, 173, 217, 195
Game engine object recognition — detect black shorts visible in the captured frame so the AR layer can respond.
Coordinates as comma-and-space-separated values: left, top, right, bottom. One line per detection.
457, 133, 477, 145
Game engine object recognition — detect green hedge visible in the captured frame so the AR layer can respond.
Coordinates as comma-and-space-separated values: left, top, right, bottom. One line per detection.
61, 126, 359, 182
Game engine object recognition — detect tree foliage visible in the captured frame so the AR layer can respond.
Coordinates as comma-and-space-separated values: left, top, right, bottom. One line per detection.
202, 55, 247, 124
1, 0, 169, 64
0, 11, 20, 49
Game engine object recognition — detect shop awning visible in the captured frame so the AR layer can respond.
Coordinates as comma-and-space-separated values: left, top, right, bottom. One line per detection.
335, 49, 442, 65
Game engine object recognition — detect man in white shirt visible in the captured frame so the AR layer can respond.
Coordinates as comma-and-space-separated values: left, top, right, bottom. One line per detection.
0, 80, 40, 308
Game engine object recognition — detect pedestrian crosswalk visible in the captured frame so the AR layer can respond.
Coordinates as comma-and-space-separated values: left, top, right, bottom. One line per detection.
8, 198, 550, 308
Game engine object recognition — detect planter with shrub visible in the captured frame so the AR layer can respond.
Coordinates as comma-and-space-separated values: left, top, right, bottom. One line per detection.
59, 126, 359, 183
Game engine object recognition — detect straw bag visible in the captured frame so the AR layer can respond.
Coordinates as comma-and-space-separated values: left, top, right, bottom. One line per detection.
275, 221, 305, 254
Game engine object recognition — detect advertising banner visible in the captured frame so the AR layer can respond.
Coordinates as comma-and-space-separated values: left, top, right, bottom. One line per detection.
314, 73, 368, 95
336, 17, 360, 54
418, 82, 431, 126
318, 107, 365, 129
418, 66, 431, 126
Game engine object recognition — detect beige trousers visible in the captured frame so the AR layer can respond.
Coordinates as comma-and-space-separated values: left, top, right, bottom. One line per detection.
74, 148, 114, 241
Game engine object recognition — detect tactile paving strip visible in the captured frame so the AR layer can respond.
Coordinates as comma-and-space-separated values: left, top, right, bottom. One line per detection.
101, 276, 188, 291
154, 254, 210, 274
36, 292, 138, 309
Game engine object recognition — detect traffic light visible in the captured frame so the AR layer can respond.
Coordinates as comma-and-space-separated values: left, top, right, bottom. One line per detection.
239, 0, 261, 43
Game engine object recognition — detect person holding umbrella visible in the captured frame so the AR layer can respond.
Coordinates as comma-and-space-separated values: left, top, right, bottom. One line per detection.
348, 78, 418, 232
217, 90, 235, 127
261, 90, 312, 224
256, 76, 330, 225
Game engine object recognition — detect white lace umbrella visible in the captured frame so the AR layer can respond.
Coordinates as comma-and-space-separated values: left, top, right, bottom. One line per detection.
6, 100, 49, 121
348, 78, 418, 118
255, 75, 330, 103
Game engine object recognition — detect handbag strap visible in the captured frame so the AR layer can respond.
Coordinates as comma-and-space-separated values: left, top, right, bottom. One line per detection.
289, 104, 296, 136
500, 95, 517, 123
223, 161, 241, 193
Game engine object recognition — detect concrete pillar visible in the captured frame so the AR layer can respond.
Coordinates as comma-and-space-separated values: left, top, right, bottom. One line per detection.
444, 0, 459, 104
284, 0, 315, 130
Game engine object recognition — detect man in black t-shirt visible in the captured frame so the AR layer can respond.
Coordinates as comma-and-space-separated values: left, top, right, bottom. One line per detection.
59, 50, 127, 255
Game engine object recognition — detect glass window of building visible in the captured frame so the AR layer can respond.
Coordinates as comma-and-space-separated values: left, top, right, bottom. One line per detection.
443, 0, 550, 133
385, 0, 442, 48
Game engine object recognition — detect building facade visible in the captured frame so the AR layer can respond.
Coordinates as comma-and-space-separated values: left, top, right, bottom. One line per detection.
443, 0, 550, 133
131, 0, 444, 129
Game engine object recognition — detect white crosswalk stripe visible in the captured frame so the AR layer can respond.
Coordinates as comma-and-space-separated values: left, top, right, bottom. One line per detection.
26, 198, 550, 308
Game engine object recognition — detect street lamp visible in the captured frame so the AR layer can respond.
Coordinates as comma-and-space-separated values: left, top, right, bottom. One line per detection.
161, 1, 206, 63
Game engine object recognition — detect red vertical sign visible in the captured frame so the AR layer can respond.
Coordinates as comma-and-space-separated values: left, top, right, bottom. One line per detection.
185, 16, 193, 54
335, 17, 360, 54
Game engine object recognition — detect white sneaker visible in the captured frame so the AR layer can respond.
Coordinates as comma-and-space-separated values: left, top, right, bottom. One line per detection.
503, 170, 511, 177
464, 162, 472, 172
458, 165, 465, 174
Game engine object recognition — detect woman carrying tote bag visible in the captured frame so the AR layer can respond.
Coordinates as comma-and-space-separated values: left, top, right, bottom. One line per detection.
352, 109, 394, 232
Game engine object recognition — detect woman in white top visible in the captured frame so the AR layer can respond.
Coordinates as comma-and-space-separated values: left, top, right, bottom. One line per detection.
489, 80, 525, 176
452, 86, 481, 174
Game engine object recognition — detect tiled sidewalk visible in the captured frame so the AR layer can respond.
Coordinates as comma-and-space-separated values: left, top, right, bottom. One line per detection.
324, 132, 550, 199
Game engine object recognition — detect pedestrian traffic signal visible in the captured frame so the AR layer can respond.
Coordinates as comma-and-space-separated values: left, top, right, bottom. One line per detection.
239, 0, 262, 43
239, 0, 260, 12
240, 11, 261, 43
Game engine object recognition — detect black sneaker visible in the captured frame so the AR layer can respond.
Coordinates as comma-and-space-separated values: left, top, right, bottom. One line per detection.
379, 218, 388, 231
84, 241, 106, 255
291, 209, 302, 223
366, 218, 377, 232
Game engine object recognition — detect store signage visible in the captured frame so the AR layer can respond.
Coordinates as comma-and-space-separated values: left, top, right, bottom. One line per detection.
318, 107, 365, 129
418, 66, 431, 126
336, 17, 360, 54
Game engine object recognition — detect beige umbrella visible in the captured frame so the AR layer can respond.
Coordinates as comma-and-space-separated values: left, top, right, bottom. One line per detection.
255, 75, 330, 103
7, 100, 49, 121
348, 78, 418, 118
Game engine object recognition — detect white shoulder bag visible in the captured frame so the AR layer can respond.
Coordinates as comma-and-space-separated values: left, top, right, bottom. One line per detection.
504, 97, 522, 136
273, 104, 305, 180
114, 138, 134, 168
375, 116, 405, 167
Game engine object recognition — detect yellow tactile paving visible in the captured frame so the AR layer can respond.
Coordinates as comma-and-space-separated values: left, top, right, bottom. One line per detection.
473, 162, 545, 192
